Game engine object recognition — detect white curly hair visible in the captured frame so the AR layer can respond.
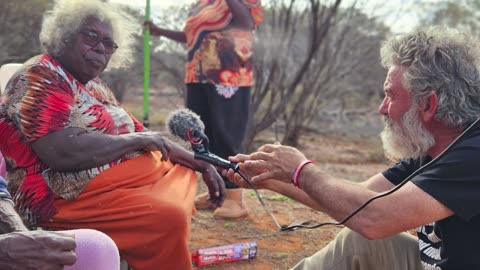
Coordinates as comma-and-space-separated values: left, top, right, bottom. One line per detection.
381, 26, 480, 128
40, 0, 138, 69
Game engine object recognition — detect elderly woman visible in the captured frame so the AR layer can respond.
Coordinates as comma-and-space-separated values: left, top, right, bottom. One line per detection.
0, 0, 226, 269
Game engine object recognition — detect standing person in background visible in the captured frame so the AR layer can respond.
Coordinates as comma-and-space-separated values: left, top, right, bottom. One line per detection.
145, 0, 263, 218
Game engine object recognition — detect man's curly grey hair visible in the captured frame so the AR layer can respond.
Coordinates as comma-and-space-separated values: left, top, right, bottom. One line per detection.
40, 0, 138, 69
380, 26, 480, 129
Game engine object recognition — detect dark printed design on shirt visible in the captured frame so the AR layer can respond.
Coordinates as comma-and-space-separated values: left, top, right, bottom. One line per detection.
418, 223, 446, 270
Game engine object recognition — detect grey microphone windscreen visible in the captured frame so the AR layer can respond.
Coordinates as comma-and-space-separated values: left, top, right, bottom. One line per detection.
166, 108, 205, 141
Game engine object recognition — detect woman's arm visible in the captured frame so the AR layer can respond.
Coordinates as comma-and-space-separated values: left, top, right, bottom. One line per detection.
31, 128, 227, 207
144, 21, 187, 43
226, 0, 254, 29
31, 128, 170, 171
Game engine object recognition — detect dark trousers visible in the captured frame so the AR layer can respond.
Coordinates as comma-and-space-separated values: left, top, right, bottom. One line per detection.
186, 83, 251, 189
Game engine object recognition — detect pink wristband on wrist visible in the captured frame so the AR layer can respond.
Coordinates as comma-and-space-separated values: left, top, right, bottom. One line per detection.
292, 160, 314, 189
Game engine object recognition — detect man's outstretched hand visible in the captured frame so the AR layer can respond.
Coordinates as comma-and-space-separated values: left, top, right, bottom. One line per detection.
225, 144, 308, 185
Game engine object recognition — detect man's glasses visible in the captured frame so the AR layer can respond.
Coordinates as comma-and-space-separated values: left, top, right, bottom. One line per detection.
80, 30, 118, 54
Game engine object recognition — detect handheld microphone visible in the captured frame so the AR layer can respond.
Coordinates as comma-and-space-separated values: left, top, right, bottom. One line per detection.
167, 111, 291, 231
167, 108, 205, 142
166, 109, 239, 172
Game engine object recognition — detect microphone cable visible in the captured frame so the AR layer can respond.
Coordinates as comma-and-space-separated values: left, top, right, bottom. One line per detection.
237, 171, 285, 230
236, 116, 480, 232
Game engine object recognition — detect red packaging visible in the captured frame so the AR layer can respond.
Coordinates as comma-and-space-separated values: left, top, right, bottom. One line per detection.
191, 241, 257, 266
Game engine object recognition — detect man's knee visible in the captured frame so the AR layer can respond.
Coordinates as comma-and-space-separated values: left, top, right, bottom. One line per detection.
291, 228, 420, 270
290, 228, 359, 270
336, 228, 373, 252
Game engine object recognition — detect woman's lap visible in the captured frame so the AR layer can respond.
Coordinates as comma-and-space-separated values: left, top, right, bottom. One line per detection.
41, 151, 198, 270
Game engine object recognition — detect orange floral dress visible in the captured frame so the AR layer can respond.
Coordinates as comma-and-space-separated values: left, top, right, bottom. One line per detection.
183, 0, 263, 97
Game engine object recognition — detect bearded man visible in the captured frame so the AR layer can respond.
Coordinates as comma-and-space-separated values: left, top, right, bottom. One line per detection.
222, 26, 480, 270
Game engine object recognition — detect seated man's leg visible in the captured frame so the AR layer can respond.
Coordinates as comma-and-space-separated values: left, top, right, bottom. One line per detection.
290, 228, 423, 270
64, 229, 120, 270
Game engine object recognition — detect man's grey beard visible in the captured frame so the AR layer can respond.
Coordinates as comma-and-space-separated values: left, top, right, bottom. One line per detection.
380, 105, 435, 161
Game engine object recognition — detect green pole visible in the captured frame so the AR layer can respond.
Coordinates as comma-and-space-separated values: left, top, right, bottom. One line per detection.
143, 0, 151, 128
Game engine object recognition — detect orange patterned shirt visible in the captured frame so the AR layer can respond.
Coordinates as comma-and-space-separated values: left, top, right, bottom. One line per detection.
183, 0, 263, 92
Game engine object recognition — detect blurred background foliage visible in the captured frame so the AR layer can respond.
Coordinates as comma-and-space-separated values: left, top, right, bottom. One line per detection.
0, 0, 476, 150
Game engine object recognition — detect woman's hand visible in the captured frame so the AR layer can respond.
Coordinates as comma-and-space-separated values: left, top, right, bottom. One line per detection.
137, 131, 172, 161
199, 165, 227, 209
164, 143, 226, 207
143, 20, 161, 36
143, 20, 187, 43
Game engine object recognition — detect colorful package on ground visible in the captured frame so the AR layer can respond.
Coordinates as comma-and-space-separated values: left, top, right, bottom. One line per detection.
192, 241, 257, 266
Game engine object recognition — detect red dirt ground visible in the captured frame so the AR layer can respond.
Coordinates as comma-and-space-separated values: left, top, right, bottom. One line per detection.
189, 134, 389, 270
